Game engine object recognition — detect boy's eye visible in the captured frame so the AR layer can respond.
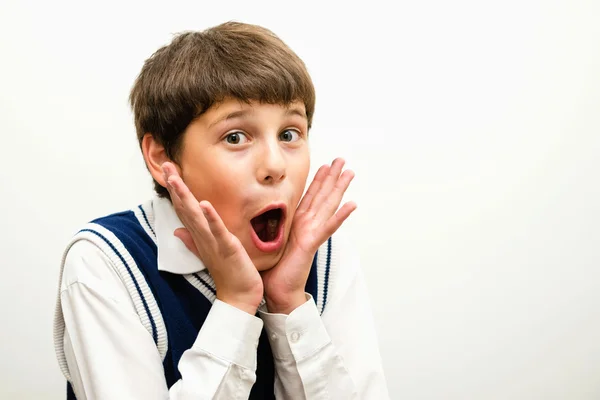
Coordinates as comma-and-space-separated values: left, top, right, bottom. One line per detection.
279, 129, 300, 142
225, 132, 248, 145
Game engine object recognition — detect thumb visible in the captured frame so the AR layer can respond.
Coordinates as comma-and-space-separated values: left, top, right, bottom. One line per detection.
173, 228, 200, 258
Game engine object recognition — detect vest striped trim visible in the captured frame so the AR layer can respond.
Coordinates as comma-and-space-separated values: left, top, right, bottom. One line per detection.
184, 271, 217, 303
194, 273, 217, 296
316, 237, 338, 315
323, 237, 333, 310
184, 270, 269, 308
133, 200, 157, 245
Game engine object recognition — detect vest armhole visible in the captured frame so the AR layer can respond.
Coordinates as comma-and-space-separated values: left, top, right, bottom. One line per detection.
53, 223, 168, 386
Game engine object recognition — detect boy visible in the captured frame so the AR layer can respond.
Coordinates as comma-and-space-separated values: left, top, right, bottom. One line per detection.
54, 21, 389, 399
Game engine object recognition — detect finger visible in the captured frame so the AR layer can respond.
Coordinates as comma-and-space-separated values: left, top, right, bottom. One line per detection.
167, 173, 201, 216
198, 201, 238, 257
161, 161, 178, 184
173, 228, 201, 258
164, 168, 212, 238
166, 177, 200, 228
170, 190, 214, 253
163, 162, 191, 210
165, 175, 184, 213
162, 162, 185, 210
162, 162, 176, 196
296, 164, 329, 213
167, 184, 199, 234
198, 201, 229, 242
307, 158, 345, 213
317, 169, 355, 220
321, 201, 358, 238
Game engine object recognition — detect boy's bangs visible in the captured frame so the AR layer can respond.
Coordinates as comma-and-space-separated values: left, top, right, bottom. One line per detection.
189, 52, 315, 125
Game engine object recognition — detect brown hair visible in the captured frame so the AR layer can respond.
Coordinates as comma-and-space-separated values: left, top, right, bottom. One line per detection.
129, 21, 316, 199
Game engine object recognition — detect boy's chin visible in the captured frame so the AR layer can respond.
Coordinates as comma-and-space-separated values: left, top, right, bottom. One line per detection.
252, 252, 285, 272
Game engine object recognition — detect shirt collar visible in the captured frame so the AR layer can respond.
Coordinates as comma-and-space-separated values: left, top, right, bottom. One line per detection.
153, 195, 207, 274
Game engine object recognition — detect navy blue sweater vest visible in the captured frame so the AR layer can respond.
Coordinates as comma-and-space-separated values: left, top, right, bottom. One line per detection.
65, 207, 325, 399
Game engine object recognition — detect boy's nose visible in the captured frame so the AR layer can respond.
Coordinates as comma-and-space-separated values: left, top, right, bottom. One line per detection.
257, 144, 286, 184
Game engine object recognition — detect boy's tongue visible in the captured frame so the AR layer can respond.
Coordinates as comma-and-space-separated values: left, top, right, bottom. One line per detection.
252, 220, 266, 232
251, 210, 280, 242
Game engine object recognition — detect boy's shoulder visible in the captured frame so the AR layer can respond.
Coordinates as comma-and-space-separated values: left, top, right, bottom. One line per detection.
78, 200, 156, 240
63, 200, 157, 264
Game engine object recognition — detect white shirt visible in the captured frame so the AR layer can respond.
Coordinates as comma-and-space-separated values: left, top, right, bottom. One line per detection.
58, 196, 389, 399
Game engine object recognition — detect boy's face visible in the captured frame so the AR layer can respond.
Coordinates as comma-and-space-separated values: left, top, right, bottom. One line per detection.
177, 98, 310, 271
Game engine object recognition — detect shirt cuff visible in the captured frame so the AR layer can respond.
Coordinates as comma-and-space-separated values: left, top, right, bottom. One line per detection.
194, 299, 264, 370
258, 294, 331, 361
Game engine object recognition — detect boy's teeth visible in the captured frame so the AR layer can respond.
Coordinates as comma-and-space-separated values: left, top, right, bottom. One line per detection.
267, 219, 278, 236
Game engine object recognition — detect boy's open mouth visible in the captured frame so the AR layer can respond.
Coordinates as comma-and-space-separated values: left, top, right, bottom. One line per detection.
251, 207, 284, 242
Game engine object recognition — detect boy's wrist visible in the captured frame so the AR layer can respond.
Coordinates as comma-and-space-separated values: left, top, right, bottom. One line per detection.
217, 295, 260, 315
265, 291, 307, 315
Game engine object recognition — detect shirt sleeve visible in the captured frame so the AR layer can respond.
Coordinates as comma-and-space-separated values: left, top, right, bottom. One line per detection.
59, 240, 263, 400
258, 233, 390, 399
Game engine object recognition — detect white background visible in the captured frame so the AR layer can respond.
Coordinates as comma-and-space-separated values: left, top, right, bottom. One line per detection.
1, 0, 599, 398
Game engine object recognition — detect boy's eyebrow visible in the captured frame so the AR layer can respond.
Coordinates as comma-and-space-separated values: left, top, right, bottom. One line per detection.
208, 110, 251, 129
209, 106, 307, 129
285, 106, 307, 119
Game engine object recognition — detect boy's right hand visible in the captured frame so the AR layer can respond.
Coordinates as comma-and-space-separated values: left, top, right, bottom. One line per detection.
162, 162, 263, 315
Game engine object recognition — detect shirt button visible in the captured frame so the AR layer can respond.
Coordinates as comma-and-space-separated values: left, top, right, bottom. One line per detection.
290, 332, 300, 342
270, 332, 278, 340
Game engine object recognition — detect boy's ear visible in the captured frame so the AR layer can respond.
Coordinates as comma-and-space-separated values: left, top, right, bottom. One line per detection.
141, 133, 181, 187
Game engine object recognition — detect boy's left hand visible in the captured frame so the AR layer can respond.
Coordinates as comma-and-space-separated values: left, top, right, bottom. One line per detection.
261, 158, 357, 314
